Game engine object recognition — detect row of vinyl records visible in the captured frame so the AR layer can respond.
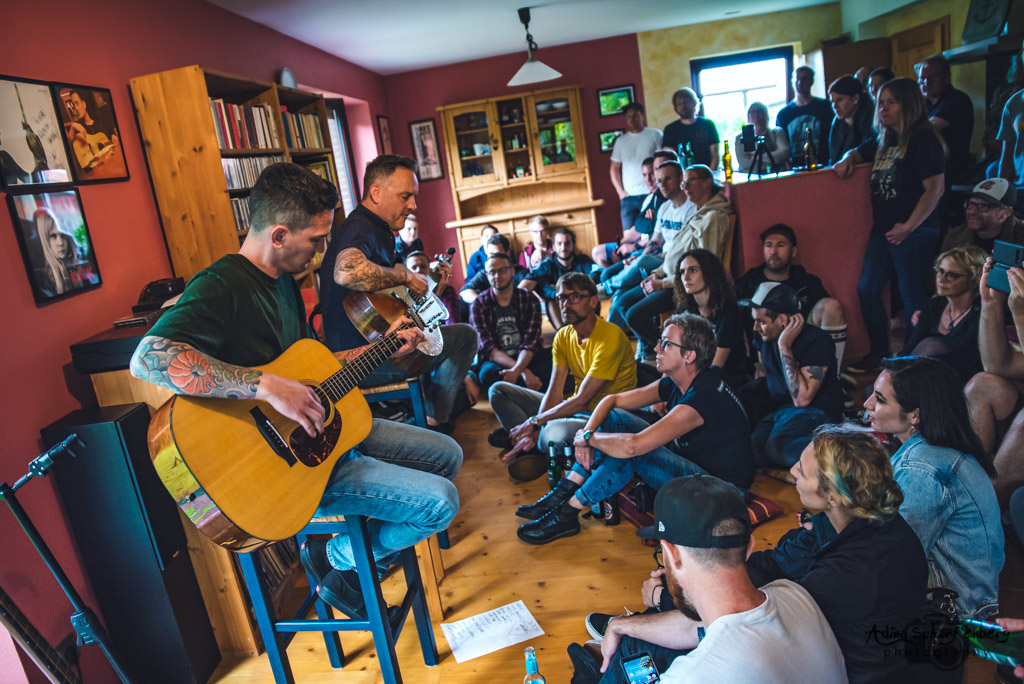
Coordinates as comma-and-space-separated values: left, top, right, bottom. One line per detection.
230, 196, 251, 233
250, 537, 300, 598
223, 154, 287, 190
209, 98, 325, 151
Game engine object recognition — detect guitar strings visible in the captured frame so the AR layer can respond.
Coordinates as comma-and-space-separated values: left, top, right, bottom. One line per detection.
321, 329, 406, 400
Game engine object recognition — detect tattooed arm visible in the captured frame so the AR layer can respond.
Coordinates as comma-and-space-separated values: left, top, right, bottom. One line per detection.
333, 247, 429, 296
130, 335, 325, 436
776, 313, 825, 407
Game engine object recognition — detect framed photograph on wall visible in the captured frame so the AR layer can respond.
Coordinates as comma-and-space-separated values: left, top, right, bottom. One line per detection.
0, 75, 73, 190
599, 130, 623, 153
377, 115, 393, 155
7, 188, 101, 304
303, 158, 337, 186
52, 82, 129, 183
408, 118, 444, 181
597, 84, 636, 117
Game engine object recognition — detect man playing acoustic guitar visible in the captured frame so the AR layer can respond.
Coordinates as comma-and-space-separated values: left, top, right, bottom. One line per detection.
130, 163, 461, 620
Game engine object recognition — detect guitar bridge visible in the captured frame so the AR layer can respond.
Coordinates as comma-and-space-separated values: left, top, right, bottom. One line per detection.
249, 407, 296, 466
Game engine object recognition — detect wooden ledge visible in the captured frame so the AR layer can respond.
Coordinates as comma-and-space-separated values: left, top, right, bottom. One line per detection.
444, 198, 605, 229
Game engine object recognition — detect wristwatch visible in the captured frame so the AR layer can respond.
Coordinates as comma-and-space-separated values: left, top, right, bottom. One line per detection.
528, 416, 540, 429
583, 429, 593, 446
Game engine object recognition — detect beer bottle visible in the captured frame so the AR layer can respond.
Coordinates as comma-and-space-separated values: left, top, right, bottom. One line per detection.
523, 646, 546, 683
547, 441, 561, 490
562, 441, 575, 477
603, 494, 621, 526
960, 618, 1024, 668
722, 140, 733, 183
803, 125, 817, 170
684, 142, 695, 167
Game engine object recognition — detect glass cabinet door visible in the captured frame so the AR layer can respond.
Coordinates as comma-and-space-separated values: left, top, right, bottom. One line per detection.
448, 103, 501, 187
495, 97, 533, 183
528, 91, 582, 177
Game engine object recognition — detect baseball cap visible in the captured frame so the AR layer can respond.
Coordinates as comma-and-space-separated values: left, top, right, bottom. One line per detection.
738, 281, 800, 315
970, 178, 1016, 207
636, 475, 751, 549
759, 223, 798, 246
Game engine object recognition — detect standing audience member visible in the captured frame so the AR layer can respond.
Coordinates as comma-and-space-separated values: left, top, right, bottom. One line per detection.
868, 67, 895, 103
394, 213, 423, 264
520, 228, 597, 329
917, 54, 974, 185
733, 101, 790, 172
519, 215, 552, 271
609, 102, 663, 240
776, 66, 833, 168
942, 178, 1024, 251
662, 88, 720, 170
865, 357, 1004, 622
899, 245, 986, 382
828, 76, 875, 165
834, 78, 945, 373
460, 233, 529, 303
465, 224, 498, 281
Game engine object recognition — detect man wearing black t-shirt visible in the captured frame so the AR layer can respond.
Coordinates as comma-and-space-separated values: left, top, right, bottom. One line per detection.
740, 283, 843, 469
515, 313, 753, 545
918, 54, 974, 184
661, 88, 720, 170
776, 67, 832, 168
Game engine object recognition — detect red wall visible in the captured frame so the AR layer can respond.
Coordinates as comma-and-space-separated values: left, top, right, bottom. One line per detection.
382, 34, 646, 286
0, 2, 387, 681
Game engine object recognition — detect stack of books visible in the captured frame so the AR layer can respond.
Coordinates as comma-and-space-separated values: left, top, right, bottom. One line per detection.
281, 111, 324, 149
209, 99, 281, 150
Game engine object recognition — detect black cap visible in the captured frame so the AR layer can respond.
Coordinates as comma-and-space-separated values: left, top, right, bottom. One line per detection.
759, 223, 798, 246
738, 282, 801, 315
636, 475, 751, 549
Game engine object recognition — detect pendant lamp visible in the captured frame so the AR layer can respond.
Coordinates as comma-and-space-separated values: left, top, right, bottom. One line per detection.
507, 7, 562, 87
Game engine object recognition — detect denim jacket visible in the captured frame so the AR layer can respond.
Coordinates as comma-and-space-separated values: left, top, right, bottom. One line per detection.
891, 434, 1004, 619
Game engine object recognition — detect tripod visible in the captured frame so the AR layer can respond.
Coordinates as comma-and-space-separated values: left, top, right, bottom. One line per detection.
0, 434, 137, 684
746, 135, 779, 178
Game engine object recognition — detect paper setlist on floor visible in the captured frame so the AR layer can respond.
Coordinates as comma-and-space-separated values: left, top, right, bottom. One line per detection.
440, 600, 545, 663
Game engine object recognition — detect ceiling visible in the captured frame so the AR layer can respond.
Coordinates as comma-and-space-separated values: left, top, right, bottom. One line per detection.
208, 0, 837, 75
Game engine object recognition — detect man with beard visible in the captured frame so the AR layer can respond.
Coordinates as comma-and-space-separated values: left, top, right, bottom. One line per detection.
570, 475, 846, 683
942, 178, 1024, 252
520, 227, 597, 329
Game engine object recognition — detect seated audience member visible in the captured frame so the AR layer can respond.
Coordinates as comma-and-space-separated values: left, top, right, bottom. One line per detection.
733, 101, 791, 173
520, 215, 552, 271
865, 357, 1004, 621
465, 224, 498, 281
917, 54, 974, 185
828, 76, 874, 165
489, 273, 636, 460
777, 66, 833, 168
516, 314, 753, 545
570, 475, 847, 683
740, 283, 844, 468
595, 156, 657, 267
582, 427, 927, 684
672, 249, 750, 383
520, 228, 597, 329
405, 250, 459, 324
608, 102, 663, 245
735, 224, 846, 372
631, 150, 677, 237
943, 178, 1024, 252
967, 257, 1024, 506
662, 88, 720, 170
394, 213, 423, 264
868, 67, 895, 102
899, 245, 985, 381
469, 252, 549, 395
460, 233, 529, 303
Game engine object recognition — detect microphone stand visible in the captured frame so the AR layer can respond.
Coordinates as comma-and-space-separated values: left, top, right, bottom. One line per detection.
0, 435, 137, 684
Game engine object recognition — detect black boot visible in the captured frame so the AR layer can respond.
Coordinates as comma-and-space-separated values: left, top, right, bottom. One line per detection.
516, 478, 580, 520
517, 500, 581, 545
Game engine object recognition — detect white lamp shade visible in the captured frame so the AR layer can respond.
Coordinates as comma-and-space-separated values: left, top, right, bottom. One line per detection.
507, 56, 562, 87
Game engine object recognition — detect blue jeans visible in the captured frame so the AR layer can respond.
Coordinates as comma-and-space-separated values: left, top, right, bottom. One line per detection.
317, 418, 462, 571
857, 226, 940, 360
599, 633, 687, 684
751, 406, 830, 469
605, 254, 663, 294
487, 381, 588, 449
573, 409, 707, 507
476, 347, 553, 396
620, 194, 647, 231
360, 323, 478, 422
624, 289, 675, 348
609, 285, 645, 330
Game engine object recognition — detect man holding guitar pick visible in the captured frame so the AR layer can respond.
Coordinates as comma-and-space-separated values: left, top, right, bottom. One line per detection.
130, 163, 461, 620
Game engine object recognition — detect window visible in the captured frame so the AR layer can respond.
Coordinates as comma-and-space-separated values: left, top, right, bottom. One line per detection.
690, 46, 795, 151
325, 102, 359, 216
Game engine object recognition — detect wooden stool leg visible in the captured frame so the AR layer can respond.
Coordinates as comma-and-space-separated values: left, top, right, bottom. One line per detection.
296, 533, 345, 669
349, 518, 403, 684
428, 534, 445, 579
414, 539, 444, 621
402, 545, 439, 667
238, 552, 296, 684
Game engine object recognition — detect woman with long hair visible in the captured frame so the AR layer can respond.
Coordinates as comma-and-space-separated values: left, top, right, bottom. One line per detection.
732, 101, 790, 172
864, 356, 1003, 621
672, 248, 749, 382
899, 245, 986, 380
36, 208, 73, 295
827, 76, 874, 164
834, 78, 946, 372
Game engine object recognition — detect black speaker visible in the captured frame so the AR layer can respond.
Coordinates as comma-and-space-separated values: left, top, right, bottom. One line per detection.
42, 403, 219, 684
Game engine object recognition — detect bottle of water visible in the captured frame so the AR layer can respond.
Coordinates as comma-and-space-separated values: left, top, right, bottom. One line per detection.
523, 646, 546, 683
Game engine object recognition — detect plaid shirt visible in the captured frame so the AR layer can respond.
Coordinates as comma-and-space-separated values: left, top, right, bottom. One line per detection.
470, 286, 542, 360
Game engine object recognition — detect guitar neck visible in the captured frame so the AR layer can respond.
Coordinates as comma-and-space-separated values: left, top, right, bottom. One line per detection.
0, 585, 79, 684
321, 328, 407, 401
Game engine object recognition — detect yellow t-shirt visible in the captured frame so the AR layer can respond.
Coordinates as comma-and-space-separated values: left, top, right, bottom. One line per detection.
553, 317, 637, 410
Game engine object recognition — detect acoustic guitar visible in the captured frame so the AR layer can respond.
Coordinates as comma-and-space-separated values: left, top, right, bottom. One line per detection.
147, 328, 416, 552
69, 129, 115, 170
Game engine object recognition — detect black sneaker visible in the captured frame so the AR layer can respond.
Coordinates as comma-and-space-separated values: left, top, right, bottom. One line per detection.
585, 612, 616, 641
516, 478, 580, 520
517, 500, 581, 545
488, 427, 511, 449
299, 538, 334, 589
301, 538, 400, 624
845, 357, 881, 374
567, 642, 602, 684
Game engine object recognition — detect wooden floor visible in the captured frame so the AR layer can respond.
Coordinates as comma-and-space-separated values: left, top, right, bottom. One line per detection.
209, 402, 1018, 683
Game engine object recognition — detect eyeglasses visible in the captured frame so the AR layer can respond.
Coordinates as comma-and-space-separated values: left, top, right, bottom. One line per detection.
555, 292, 588, 304
657, 337, 689, 352
934, 267, 967, 282
485, 266, 511, 277
653, 545, 664, 569
963, 200, 995, 213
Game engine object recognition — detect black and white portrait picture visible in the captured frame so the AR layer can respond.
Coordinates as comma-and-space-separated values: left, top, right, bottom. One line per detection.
0, 76, 73, 189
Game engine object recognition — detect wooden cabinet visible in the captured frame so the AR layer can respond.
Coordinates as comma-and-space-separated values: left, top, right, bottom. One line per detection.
439, 85, 602, 274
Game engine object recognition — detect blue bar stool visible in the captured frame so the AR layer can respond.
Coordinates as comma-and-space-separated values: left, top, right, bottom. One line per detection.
237, 515, 439, 684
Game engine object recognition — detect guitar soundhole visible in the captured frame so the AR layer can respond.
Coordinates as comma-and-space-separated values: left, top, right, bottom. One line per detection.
289, 416, 342, 467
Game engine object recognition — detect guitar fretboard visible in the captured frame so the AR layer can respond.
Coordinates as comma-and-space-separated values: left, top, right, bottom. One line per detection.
320, 328, 406, 401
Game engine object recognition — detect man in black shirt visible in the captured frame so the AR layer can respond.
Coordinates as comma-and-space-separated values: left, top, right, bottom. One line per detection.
460, 233, 529, 303
918, 54, 974, 184
662, 88, 720, 170
740, 283, 844, 469
776, 67, 832, 168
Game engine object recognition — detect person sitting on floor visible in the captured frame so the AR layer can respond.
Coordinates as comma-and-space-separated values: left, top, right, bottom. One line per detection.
489, 272, 636, 462
515, 313, 753, 545
394, 212, 424, 264
465, 224, 498, 282
594, 155, 658, 267
520, 214, 553, 271
460, 232, 529, 304
520, 227, 597, 329
942, 178, 1024, 252
740, 282, 844, 469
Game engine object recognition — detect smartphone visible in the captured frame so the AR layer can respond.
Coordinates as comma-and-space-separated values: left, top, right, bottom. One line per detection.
741, 124, 756, 153
621, 652, 661, 683
988, 240, 1024, 294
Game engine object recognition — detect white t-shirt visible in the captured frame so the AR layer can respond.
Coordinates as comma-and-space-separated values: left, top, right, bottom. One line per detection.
660, 580, 848, 684
611, 128, 663, 195
652, 198, 696, 245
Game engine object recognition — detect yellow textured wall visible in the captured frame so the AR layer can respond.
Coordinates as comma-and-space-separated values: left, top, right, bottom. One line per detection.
637, 3, 843, 129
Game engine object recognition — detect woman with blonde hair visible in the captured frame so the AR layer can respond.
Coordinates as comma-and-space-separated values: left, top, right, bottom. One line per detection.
833, 78, 946, 373
36, 208, 73, 295
900, 244, 987, 380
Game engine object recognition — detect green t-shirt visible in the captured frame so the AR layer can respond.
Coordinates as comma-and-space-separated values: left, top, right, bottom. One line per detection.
147, 254, 311, 368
